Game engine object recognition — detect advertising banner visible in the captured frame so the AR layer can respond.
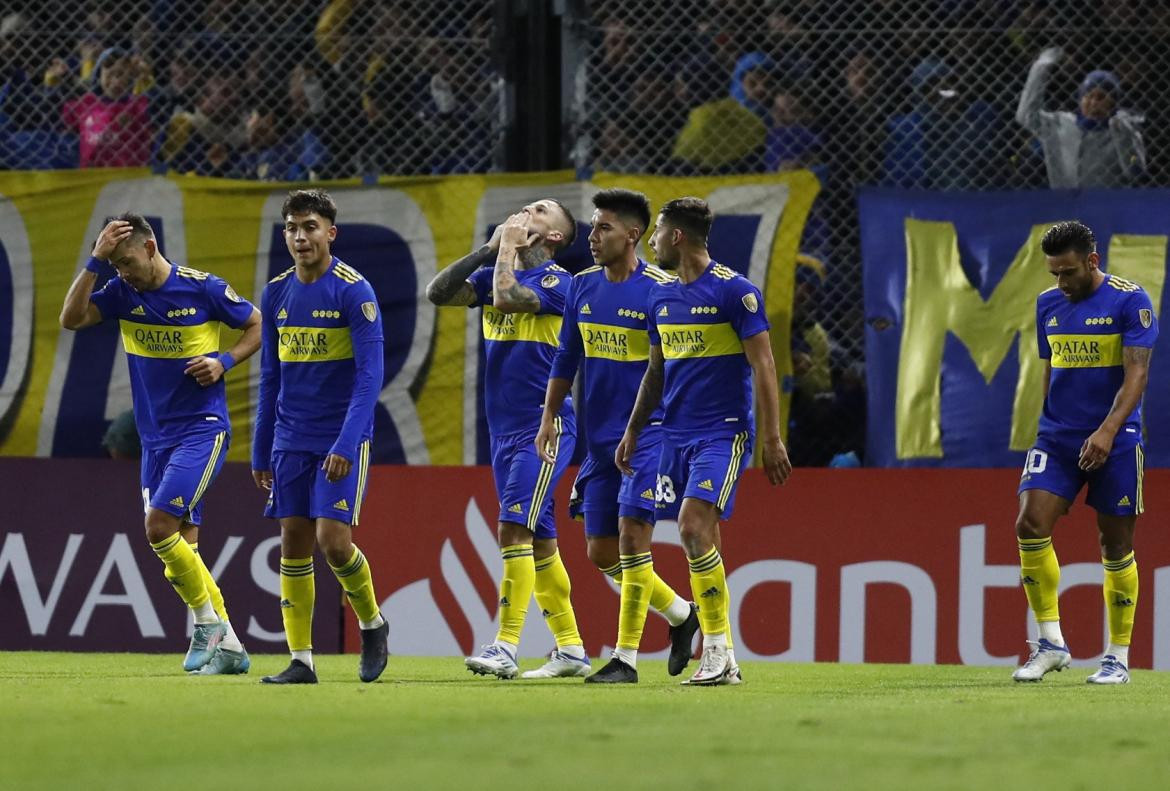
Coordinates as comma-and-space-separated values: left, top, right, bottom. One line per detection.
7, 462, 1169, 670
860, 187, 1170, 467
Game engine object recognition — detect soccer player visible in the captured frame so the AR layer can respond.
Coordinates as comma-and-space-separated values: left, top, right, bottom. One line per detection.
59, 214, 260, 675
1013, 220, 1155, 685
616, 197, 792, 686
537, 188, 699, 684
425, 199, 589, 679
252, 189, 388, 684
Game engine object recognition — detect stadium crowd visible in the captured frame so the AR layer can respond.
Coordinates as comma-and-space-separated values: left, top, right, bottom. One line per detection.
3, 0, 1164, 466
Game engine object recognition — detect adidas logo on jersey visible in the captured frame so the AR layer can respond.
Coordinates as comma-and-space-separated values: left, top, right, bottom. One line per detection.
509, 503, 524, 514
169, 495, 184, 507
657, 305, 668, 316
697, 479, 714, 491
1046, 316, 1058, 327
580, 303, 591, 315
333, 499, 349, 511
1117, 495, 1132, 507
641, 488, 655, 500
277, 308, 288, 320
131, 305, 146, 316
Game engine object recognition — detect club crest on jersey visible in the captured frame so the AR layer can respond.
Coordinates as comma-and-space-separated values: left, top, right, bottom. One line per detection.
541, 274, 560, 289
741, 293, 759, 313
224, 285, 242, 303
1140, 308, 1153, 328
361, 302, 377, 322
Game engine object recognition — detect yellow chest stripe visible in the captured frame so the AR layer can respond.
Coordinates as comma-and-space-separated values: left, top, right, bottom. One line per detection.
1048, 332, 1122, 368
658, 321, 742, 360
579, 321, 650, 362
482, 307, 561, 346
277, 325, 353, 362
119, 320, 220, 359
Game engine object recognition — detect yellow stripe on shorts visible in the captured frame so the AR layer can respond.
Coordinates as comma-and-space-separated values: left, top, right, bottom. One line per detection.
528, 417, 561, 532
352, 440, 371, 525
717, 431, 748, 511
189, 431, 226, 511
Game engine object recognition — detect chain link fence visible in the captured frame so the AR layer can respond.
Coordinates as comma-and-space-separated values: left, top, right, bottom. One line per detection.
571, 0, 1170, 466
4, 0, 1167, 465
0, 0, 500, 177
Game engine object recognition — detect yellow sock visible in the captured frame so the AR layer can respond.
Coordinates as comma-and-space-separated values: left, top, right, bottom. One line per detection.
279, 557, 315, 651
329, 546, 381, 624
1019, 537, 1060, 623
1103, 552, 1139, 646
648, 572, 679, 613
151, 533, 209, 609
496, 545, 535, 645
616, 553, 654, 650
534, 550, 583, 648
600, 561, 622, 584
688, 547, 729, 638
189, 543, 228, 622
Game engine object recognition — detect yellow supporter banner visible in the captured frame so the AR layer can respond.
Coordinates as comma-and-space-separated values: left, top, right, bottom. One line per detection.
0, 168, 818, 464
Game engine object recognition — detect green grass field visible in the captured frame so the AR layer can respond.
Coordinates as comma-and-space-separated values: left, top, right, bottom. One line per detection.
2, 653, 1169, 791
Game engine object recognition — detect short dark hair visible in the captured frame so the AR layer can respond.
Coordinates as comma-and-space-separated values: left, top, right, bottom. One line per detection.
112, 212, 155, 242
658, 196, 713, 243
282, 189, 338, 224
548, 198, 577, 252
592, 188, 651, 238
1041, 221, 1096, 258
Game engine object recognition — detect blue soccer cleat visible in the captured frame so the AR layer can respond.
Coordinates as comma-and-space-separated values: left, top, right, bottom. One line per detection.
182, 621, 227, 672
1012, 638, 1071, 682
1086, 655, 1130, 685
190, 645, 250, 675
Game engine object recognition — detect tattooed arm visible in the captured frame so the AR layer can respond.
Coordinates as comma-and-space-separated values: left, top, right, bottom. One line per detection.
492, 212, 543, 314
1079, 345, 1152, 471
425, 244, 496, 306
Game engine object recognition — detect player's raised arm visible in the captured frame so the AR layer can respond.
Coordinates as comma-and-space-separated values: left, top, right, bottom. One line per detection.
426, 224, 505, 307
743, 330, 792, 485
59, 220, 135, 330
616, 344, 664, 474
492, 213, 543, 313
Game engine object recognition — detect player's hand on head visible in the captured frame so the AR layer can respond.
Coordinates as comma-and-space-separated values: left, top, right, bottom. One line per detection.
253, 469, 272, 490
763, 436, 792, 485
322, 453, 351, 483
92, 220, 134, 259
184, 356, 225, 387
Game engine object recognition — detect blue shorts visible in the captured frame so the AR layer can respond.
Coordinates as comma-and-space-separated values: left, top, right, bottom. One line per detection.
490, 417, 576, 539
265, 440, 372, 525
1018, 431, 1145, 516
568, 426, 665, 537
140, 430, 229, 526
658, 430, 753, 519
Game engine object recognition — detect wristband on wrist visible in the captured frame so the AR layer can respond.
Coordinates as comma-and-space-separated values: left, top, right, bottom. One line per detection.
85, 256, 108, 274
219, 352, 236, 372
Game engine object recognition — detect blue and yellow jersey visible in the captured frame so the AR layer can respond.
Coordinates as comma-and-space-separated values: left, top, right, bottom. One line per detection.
252, 257, 384, 467
647, 261, 769, 441
468, 261, 574, 438
1036, 273, 1157, 435
90, 264, 254, 449
550, 260, 673, 452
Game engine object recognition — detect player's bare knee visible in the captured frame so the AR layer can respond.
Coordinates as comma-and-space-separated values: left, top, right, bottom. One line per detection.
1014, 511, 1051, 540
532, 537, 558, 561
497, 521, 531, 548
677, 520, 713, 558
143, 509, 181, 544
585, 538, 616, 570
617, 519, 652, 554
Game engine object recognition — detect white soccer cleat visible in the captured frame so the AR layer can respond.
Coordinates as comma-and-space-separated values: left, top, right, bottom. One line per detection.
520, 649, 591, 679
1012, 639, 1071, 682
465, 644, 519, 679
683, 644, 732, 686
718, 662, 743, 686
1086, 655, 1130, 685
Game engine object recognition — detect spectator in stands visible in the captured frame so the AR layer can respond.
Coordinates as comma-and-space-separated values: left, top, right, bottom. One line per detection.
0, 12, 77, 168
1017, 46, 1146, 187
671, 51, 771, 173
236, 99, 326, 181
358, 59, 427, 178
883, 57, 1006, 189
158, 69, 246, 176
765, 85, 821, 171
62, 47, 153, 167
